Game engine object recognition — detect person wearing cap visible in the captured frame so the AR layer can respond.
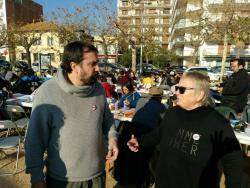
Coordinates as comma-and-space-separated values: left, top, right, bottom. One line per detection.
113, 87, 166, 188
132, 86, 166, 130
132, 86, 167, 184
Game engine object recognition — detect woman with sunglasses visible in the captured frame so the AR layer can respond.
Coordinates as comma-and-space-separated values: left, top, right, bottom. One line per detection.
127, 71, 243, 188
118, 82, 141, 109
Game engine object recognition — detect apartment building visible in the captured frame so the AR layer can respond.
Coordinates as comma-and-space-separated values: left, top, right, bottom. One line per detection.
169, 0, 250, 67
117, 0, 171, 48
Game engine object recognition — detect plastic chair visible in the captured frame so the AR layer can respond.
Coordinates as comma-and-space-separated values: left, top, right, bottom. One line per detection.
5, 105, 29, 138
0, 120, 21, 176
215, 106, 238, 120
242, 105, 250, 123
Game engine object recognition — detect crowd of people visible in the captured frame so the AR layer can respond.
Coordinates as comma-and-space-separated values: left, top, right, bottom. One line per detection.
0, 40, 249, 188
0, 66, 55, 97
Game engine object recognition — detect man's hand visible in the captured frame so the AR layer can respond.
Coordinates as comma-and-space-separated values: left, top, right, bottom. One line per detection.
127, 134, 139, 152
106, 138, 119, 163
32, 181, 46, 188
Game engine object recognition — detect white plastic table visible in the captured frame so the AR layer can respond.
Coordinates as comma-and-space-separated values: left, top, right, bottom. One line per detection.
234, 131, 250, 154
6, 94, 33, 108
234, 131, 250, 145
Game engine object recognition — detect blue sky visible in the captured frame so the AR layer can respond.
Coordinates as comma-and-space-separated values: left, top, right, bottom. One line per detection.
34, 0, 117, 20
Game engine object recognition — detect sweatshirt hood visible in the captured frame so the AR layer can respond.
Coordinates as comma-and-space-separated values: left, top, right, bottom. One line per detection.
56, 67, 96, 97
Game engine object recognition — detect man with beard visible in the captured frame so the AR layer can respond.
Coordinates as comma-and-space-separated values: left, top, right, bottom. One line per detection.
220, 58, 250, 113
25, 41, 118, 188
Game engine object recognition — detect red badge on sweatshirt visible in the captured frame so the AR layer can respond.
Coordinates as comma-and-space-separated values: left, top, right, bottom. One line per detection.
92, 105, 97, 111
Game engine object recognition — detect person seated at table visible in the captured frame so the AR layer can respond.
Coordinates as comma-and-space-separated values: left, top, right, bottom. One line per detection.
118, 70, 130, 86
128, 86, 167, 185
98, 74, 116, 102
132, 86, 166, 131
142, 73, 155, 89
13, 68, 40, 94
107, 73, 118, 85
119, 82, 141, 109
44, 70, 53, 80
128, 71, 244, 188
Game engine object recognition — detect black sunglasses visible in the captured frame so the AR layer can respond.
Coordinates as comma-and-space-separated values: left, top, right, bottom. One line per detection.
175, 86, 195, 94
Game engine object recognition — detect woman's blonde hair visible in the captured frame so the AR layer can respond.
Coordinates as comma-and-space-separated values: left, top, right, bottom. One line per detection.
183, 71, 210, 106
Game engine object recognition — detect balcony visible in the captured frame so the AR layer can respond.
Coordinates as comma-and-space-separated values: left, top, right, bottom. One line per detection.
170, 36, 186, 48
175, 48, 184, 56
230, 45, 250, 56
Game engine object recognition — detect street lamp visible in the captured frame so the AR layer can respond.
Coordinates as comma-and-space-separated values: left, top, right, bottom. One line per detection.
132, 0, 146, 75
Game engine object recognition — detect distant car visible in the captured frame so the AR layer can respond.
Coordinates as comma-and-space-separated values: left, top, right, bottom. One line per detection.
115, 63, 129, 71
0, 59, 11, 70
185, 66, 220, 81
210, 66, 233, 77
137, 64, 162, 75
168, 65, 187, 73
14, 60, 28, 70
98, 62, 126, 73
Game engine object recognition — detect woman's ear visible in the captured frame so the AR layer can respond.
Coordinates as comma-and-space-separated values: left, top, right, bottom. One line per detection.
196, 90, 204, 103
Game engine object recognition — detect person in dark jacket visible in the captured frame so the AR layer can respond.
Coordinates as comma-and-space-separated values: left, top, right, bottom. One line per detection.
128, 72, 243, 188
132, 86, 166, 130
118, 70, 130, 86
220, 58, 250, 113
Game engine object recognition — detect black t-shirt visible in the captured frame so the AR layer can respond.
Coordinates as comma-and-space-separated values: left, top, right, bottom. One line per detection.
139, 106, 243, 188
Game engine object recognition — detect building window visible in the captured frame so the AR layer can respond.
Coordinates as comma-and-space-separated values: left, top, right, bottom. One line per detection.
122, 10, 128, 15
135, 9, 141, 15
135, 18, 141, 24
60, 53, 63, 61
21, 53, 28, 61
148, 9, 156, 14
163, 18, 169, 24
107, 45, 113, 54
163, 8, 170, 14
235, 0, 250, 2
34, 38, 41, 45
208, 0, 223, 4
121, 19, 128, 25
163, 35, 168, 41
47, 36, 53, 46
149, 18, 155, 24
33, 53, 39, 62
48, 53, 55, 61
122, 1, 128, 6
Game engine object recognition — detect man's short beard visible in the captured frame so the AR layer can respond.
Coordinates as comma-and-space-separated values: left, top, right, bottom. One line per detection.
84, 73, 99, 85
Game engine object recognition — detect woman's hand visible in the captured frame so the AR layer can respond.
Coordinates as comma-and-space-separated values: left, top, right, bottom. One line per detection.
127, 134, 139, 152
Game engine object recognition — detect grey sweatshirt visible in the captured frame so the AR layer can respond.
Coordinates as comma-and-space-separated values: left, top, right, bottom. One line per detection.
25, 68, 117, 183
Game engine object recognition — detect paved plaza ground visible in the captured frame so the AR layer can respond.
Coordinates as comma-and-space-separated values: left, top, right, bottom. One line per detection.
0, 147, 249, 188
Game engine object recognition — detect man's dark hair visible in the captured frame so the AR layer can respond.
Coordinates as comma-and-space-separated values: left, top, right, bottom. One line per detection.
61, 41, 98, 73
231, 58, 245, 67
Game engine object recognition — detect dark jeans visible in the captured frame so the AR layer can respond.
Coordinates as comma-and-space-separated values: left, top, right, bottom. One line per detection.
46, 173, 106, 188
